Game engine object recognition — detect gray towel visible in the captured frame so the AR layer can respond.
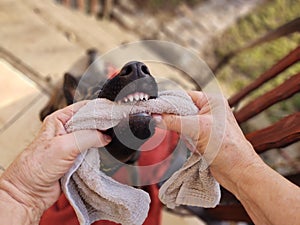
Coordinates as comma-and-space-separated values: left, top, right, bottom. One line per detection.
61, 90, 220, 225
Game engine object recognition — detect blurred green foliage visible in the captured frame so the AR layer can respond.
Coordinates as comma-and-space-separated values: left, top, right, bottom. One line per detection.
214, 0, 300, 122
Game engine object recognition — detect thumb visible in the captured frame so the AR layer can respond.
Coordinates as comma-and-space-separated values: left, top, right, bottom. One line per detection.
70, 130, 112, 154
55, 130, 112, 159
153, 114, 201, 140
154, 114, 182, 134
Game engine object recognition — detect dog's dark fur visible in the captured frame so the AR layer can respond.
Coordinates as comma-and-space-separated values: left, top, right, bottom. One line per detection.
40, 50, 158, 172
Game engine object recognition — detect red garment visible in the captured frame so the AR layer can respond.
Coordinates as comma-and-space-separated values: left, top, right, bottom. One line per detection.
40, 129, 179, 225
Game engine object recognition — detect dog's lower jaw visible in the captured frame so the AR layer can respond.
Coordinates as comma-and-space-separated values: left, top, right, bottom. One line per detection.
100, 112, 156, 175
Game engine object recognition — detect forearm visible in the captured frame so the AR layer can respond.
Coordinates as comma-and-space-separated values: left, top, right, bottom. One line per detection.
222, 157, 300, 225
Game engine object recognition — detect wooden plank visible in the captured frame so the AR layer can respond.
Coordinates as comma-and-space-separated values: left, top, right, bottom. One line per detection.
235, 72, 300, 123
229, 46, 300, 107
246, 112, 300, 153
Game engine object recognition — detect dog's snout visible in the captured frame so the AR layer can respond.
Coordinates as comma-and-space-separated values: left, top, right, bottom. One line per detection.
120, 61, 150, 78
98, 60, 158, 101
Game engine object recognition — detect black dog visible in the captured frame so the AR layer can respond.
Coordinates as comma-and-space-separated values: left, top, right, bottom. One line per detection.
40, 51, 158, 174
97, 61, 158, 170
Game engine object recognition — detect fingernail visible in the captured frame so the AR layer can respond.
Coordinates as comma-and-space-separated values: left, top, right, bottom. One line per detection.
103, 134, 112, 142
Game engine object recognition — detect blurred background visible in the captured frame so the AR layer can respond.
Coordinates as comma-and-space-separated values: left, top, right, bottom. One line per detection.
0, 0, 299, 224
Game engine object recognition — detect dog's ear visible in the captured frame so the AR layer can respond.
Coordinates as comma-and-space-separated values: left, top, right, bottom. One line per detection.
63, 73, 78, 105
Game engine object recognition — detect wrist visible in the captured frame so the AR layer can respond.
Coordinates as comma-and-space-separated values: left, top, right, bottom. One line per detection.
233, 158, 270, 200
209, 140, 263, 195
0, 177, 42, 224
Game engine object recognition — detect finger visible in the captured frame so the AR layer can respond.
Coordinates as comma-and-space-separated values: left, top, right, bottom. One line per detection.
187, 91, 204, 102
59, 100, 90, 114
45, 100, 90, 125
153, 114, 181, 133
187, 91, 208, 109
53, 130, 112, 159
70, 130, 112, 154
154, 114, 201, 140
42, 101, 91, 137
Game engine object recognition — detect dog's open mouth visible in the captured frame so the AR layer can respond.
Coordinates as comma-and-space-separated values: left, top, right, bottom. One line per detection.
97, 61, 158, 174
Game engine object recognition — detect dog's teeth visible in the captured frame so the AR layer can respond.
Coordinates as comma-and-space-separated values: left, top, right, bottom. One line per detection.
134, 93, 140, 101
140, 93, 144, 100
123, 112, 127, 118
128, 95, 134, 102
125, 93, 149, 102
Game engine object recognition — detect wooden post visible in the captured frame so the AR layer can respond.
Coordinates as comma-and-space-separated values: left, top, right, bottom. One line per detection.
102, 0, 113, 19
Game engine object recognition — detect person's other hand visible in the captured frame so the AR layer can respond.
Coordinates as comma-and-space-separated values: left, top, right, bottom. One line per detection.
155, 91, 261, 190
155, 91, 300, 225
0, 101, 111, 222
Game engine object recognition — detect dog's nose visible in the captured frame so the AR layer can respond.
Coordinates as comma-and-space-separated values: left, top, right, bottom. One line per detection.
119, 61, 151, 79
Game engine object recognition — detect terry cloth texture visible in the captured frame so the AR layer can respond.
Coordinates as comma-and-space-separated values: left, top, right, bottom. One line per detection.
61, 90, 220, 225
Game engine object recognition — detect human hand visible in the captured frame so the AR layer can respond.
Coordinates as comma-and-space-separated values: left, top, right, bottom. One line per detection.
0, 101, 111, 224
154, 91, 261, 191
155, 91, 300, 225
